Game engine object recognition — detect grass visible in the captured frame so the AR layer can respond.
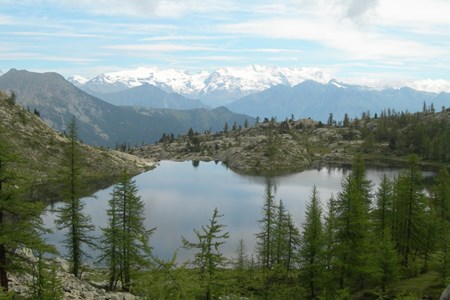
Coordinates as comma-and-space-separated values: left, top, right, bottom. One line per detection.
389, 271, 444, 299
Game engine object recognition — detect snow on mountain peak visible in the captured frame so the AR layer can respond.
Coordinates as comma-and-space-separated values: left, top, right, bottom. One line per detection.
75, 65, 333, 105
67, 75, 89, 86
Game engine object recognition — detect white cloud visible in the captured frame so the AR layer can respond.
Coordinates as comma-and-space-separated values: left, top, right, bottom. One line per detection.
105, 43, 217, 52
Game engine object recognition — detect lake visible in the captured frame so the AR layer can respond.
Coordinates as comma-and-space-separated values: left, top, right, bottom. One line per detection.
42, 160, 433, 265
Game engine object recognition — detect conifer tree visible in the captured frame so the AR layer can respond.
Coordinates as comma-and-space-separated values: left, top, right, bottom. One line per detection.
256, 181, 278, 271
299, 186, 325, 299
432, 167, 450, 282
392, 155, 424, 268
99, 171, 154, 291
55, 116, 95, 278
273, 199, 290, 267
322, 195, 338, 296
182, 207, 229, 300
0, 119, 50, 293
373, 175, 394, 236
334, 156, 373, 289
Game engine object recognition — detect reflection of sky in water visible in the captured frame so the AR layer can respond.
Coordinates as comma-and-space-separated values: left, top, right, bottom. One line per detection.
43, 161, 433, 265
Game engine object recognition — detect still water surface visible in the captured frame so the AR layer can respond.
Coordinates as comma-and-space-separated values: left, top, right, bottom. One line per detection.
43, 160, 427, 264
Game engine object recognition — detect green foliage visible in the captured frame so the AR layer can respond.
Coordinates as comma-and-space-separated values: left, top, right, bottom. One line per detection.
0, 120, 50, 293
299, 186, 325, 299
98, 171, 154, 292
54, 116, 95, 278
334, 156, 374, 289
182, 207, 230, 299
30, 251, 63, 300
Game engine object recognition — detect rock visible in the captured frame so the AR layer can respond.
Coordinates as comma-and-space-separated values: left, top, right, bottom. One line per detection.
440, 284, 450, 300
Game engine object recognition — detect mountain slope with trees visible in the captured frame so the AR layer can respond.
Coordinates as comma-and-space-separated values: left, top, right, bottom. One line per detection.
0, 90, 152, 199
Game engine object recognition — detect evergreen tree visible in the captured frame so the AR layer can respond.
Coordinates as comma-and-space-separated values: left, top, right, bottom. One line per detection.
256, 181, 277, 271
299, 186, 325, 299
373, 175, 394, 236
232, 238, 250, 296
0, 121, 50, 293
273, 199, 290, 267
334, 156, 373, 289
31, 251, 63, 300
99, 171, 154, 291
182, 207, 229, 300
432, 167, 450, 282
55, 116, 95, 278
322, 195, 338, 297
392, 155, 424, 269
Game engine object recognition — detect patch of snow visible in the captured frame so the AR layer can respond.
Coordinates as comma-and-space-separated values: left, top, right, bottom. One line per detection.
67, 75, 89, 85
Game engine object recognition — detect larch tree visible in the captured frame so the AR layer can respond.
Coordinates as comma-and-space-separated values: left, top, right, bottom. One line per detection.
55, 116, 95, 278
182, 207, 230, 300
99, 171, 154, 292
432, 167, 450, 282
372, 175, 399, 292
392, 155, 425, 269
334, 155, 373, 289
256, 181, 277, 271
299, 185, 325, 299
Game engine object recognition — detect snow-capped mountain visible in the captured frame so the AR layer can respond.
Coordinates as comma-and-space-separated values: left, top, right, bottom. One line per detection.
71, 65, 332, 106
0, 70, 3, 76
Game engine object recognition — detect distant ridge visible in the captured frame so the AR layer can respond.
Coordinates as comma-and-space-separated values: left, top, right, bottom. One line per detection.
0, 69, 253, 146
97, 83, 209, 110
227, 80, 450, 121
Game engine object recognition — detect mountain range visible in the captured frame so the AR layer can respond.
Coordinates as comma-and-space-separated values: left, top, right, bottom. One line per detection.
227, 80, 450, 121
69, 65, 450, 121
0, 69, 253, 147
69, 65, 331, 106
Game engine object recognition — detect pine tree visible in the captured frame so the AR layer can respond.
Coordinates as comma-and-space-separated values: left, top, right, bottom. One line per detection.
299, 186, 325, 299
99, 171, 154, 291
55, 116, 95, 278
182, 207, 230, 300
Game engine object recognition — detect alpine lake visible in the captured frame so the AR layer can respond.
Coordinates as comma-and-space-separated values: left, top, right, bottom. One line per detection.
42, 160, 436, 264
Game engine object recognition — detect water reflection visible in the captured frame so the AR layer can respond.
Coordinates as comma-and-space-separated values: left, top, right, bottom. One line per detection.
42, 161, 433, 264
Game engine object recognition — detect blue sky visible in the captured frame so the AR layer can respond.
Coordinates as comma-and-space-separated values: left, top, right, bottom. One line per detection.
1, 0, 449, 83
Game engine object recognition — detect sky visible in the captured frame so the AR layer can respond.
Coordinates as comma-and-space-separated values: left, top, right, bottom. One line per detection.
1, 0, 449, 84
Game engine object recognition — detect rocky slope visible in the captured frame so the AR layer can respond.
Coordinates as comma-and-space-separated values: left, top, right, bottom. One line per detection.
0, 90, 154, 199
9, 249, 139, 300
131, 109, 450, 176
